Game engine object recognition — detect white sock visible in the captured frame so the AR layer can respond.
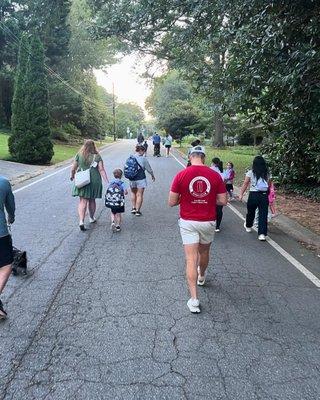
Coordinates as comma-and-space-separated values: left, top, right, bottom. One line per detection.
79, 220, 84, 225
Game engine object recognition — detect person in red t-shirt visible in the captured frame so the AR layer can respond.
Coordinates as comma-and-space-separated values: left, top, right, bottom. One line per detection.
168, 146, 227, 313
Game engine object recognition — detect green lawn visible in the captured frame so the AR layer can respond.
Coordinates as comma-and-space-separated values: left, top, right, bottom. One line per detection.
0, 132, 115, 164
0, 132, 9, 160
179, 145, 259, 185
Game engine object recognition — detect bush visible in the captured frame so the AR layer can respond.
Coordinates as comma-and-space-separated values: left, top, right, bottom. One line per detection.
51, 129, 69, 142
261, 133, 320, 186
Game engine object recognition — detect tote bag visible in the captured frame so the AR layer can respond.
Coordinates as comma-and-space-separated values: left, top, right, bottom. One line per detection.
74, 156, 95, 189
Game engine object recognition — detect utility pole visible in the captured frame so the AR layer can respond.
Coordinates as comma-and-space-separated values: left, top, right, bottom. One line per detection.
112, 82, 116, 141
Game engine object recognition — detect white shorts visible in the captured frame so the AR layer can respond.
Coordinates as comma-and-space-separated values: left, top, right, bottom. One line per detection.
178, 218, 216, 245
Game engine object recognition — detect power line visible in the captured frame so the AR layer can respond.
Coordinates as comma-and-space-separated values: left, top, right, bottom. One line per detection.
0, 20, 115, 111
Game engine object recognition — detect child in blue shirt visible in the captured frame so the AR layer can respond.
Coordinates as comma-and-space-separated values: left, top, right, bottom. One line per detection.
105, 169, 128, 232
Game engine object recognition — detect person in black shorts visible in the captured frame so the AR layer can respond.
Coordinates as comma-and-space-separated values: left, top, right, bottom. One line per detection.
105, 169, 128, 232
0, 176, 15, 320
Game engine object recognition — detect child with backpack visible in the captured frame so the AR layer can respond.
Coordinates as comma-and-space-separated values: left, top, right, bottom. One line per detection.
225, 161, 235, 201
105, 169, 128, 232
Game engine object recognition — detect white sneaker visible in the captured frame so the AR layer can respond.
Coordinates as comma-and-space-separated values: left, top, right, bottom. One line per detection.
89, 217, 96, 223
215, 228, 220, 232
258, 234, 266, 241
197, 266, 206, 286
244, 221, 252, 232
187, 298, 200, 313
111, 222, 117, 232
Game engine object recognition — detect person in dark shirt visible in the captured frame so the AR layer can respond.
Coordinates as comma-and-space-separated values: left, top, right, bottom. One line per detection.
0, 176, 15, 319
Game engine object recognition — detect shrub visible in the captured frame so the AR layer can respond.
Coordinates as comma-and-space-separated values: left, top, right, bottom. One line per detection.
51, 129, 69, 142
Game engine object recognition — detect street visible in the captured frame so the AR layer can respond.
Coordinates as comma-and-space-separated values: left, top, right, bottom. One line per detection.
1, 140, 320, 400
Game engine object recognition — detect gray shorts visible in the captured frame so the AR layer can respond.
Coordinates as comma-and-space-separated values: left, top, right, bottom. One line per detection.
130, 179, 147, 189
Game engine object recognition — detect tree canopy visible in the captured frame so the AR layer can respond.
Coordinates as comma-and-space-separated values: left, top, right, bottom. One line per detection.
90, 0, 320, 185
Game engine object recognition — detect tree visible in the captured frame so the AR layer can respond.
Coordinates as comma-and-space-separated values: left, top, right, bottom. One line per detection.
8, 34, 29, 158
91, 0, 320, 185
146, 70, 209, 138
161, 99, 202, 141
15, 36, 53, 164
115, 103, 144, 138
90, 0, 228, 146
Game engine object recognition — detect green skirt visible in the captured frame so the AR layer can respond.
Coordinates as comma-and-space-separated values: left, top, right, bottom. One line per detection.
72, 168, 103, 199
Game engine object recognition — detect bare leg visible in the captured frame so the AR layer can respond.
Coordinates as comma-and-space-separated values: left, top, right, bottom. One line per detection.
0, 265, 12, 294
131, 188, 137, 209
117, 214, 122, 226
136, 188, 145, 211
183, 243, 199, 299
78, 197, 88, 223
198, 243, 211, 277
111, 212, 115, 223
88, 199, 96, 219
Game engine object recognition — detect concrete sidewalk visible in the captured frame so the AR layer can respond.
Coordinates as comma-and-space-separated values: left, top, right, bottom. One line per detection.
173, 148, 320, 254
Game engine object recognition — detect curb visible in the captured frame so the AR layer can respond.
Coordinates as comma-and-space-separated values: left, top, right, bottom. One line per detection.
9, 142, 116, 188
172, 147, 320, 253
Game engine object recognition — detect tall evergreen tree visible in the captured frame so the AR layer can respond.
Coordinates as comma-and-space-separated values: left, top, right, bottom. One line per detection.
15, 35, 53, 164
9, 34, 29, 158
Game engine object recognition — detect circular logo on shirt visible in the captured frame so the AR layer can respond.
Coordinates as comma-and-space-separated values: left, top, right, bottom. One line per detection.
189, 176, 211, 198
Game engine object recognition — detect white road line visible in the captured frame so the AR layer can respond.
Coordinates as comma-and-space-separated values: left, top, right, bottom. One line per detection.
13, 165, 71, 194
12, 142, 118, 195
172, 150, 320, 288
171, 152, 187, 168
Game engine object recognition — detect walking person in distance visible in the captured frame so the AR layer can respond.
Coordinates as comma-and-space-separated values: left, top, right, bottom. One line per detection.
71, 140, 108, 231
211, 157, 225, 232
0, 176, 15, 319
164, 133, 173, 157
152, 132, 161, 157
239, 155, 271, 241
168, 146, 227, 313
125, 144, 155, 216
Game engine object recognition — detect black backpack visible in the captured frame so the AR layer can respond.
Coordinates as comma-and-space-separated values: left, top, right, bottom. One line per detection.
105, 182, 124, 208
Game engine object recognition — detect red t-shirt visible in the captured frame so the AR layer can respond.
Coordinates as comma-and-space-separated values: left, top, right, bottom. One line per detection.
170, 165, 226, 221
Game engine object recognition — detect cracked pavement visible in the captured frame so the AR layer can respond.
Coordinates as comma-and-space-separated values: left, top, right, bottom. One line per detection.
1, 140, 320, 399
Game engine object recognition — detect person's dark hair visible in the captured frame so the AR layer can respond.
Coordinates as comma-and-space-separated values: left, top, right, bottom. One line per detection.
136, 144, 145, 152
252, 155, 268, 180
191, 139, 201, 147
212, 157, 223, 173
227, 161, 234, 169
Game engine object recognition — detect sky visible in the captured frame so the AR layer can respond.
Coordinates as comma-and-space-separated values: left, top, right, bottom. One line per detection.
94, 54, 152, 117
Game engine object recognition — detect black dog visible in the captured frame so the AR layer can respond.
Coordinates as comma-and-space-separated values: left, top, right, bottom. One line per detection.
12, 247, 27, 276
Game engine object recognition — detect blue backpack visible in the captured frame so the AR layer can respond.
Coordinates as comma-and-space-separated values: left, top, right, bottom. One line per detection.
124, 156, 141, 180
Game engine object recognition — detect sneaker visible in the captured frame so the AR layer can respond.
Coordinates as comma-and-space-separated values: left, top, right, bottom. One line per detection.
116, 225, 121, 232
135, 211, 142, 216
244, 221, 252, 233
131, 208, 137, 214
89, 217, 96, 223
79, 224, 86, 231
0, 300, 7, 320
187, 298, 201, 313
258, 234, 266, 241
197, 266, 206, 286
111, 222, 117, 232
215, 228, 220, 232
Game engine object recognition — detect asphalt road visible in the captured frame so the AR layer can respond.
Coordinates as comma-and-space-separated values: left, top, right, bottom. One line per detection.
1, 140, 320, 400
